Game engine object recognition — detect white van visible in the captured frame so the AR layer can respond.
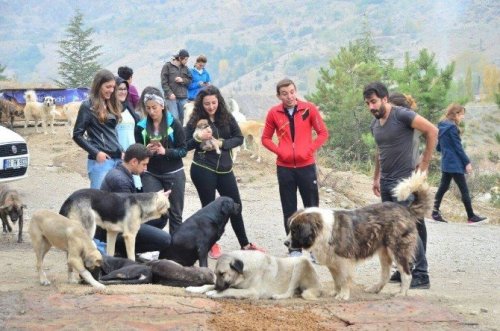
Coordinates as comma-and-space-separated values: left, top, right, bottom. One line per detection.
0, 126, 29, 182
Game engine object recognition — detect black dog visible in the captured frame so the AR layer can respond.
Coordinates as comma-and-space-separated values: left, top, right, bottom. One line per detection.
163, 196, 241, 267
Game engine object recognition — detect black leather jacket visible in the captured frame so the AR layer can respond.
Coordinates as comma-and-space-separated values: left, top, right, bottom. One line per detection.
73, 99, 123, 160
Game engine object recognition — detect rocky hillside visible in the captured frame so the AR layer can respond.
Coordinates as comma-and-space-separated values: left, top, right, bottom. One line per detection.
1, 0, 499, 114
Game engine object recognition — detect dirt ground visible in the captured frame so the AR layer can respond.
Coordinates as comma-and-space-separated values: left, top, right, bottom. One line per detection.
1, 123, 499, 330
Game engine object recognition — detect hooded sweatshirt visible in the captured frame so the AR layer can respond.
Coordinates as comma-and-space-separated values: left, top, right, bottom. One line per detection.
437, 120, 470, 173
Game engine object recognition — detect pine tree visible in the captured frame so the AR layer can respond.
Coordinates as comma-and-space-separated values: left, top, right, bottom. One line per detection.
55, 10, 102, 88
0, 63, 7, 81
308, 32, 389, 164
389, 49, 454, 122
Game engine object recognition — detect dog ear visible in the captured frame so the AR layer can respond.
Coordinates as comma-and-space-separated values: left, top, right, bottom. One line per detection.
229, 258, 244, 274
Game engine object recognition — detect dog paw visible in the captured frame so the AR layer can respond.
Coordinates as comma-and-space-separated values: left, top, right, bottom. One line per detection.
206, 290, 219, 298
394, 291, 408, 298
334, 292, 350, 301
93, 283, 107, 292
186, 286, 205, 294
365, 284, 382, 294
40, 279, 51, 286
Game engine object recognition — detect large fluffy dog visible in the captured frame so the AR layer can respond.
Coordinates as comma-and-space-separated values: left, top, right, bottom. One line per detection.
23, 91, 60, 134
186, 250, 321, 300
59, 189, 170, 261
42, 95, 60, 133
28, 209, 105, 290
0, 185, 26, 243
162, 196, 240, 267
286, 171, 431, 300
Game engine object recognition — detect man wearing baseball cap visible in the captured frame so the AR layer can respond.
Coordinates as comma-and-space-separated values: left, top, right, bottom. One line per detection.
160, 49, 193, 125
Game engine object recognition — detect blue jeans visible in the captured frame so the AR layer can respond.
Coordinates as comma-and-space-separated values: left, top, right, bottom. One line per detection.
166, 99, 188, 125
380, 178, 429, 278
87, 158, 121, 189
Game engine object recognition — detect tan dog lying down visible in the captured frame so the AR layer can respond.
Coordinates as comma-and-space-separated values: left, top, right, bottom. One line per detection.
186, 250, 320, 300
28, 209, 105, 291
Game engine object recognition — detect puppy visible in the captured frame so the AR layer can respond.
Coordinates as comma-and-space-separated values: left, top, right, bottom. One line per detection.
186, 250, 321, 300
28, 209, 105, 291
42, 96, 61, 134
162, 197, 240, 267
194, 119, 221, 154
238, 120, 264, 162
0, 185, 26, 243
286, 171, 431, 300
0, 98, 23, 129
62, 101, 81, 137
59, 189, 170, 261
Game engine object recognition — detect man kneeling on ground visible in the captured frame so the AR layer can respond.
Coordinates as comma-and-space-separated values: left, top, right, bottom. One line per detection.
96, 143, 172, 260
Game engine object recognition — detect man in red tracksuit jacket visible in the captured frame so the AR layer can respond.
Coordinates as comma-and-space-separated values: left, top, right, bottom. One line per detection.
262, 78, 329, 256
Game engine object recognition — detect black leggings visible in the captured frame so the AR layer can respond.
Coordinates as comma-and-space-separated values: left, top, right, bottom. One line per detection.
190, 163, 249, 248
434, 172, 474, 218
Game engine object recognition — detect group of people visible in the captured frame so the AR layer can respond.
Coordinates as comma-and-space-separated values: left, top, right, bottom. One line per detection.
71, 48, 486, 291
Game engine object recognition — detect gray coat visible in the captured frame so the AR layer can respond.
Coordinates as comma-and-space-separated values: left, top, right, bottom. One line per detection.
160, 61, 192, 99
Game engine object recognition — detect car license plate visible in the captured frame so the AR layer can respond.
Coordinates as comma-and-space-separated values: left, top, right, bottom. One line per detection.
4, 157, 28, 169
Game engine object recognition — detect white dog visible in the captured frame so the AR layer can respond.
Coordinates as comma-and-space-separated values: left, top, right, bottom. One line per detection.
23, 91, 59, 134
186, 250, 321, 300
42, 96, 61, 134
62, 101, 82, 137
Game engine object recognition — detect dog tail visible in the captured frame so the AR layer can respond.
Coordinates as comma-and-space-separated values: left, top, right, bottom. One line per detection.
392, 171, 432, 219
24, 90, 37, 103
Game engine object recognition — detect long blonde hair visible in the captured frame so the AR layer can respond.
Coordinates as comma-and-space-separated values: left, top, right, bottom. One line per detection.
89, 69, 122, 123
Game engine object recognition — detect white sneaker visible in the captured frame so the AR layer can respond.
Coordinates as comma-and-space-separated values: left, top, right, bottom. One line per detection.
138, 251, 159, 261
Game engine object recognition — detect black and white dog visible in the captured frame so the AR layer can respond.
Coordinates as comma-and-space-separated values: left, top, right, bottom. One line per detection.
163, 196, 241, 267
59, 189, 170, 261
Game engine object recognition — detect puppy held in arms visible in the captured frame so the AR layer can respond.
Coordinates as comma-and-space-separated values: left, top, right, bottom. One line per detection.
286, 171, 431, 300
28, 209, 105, 291
194, 119, 221, 154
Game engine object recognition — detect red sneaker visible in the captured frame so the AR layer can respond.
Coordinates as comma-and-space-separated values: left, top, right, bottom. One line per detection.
242, 243, 266, 253
208, 243, 222, 259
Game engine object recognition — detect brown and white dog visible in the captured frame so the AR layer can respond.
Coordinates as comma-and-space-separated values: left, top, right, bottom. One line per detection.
28, 209, 105, 291
23, 91, 60, 134
286, 171, 431, 300
0, 185, 26, 243
194, 119, 221, 154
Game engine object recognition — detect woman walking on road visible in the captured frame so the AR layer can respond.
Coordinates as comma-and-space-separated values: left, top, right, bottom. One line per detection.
432, 104, 487, 224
